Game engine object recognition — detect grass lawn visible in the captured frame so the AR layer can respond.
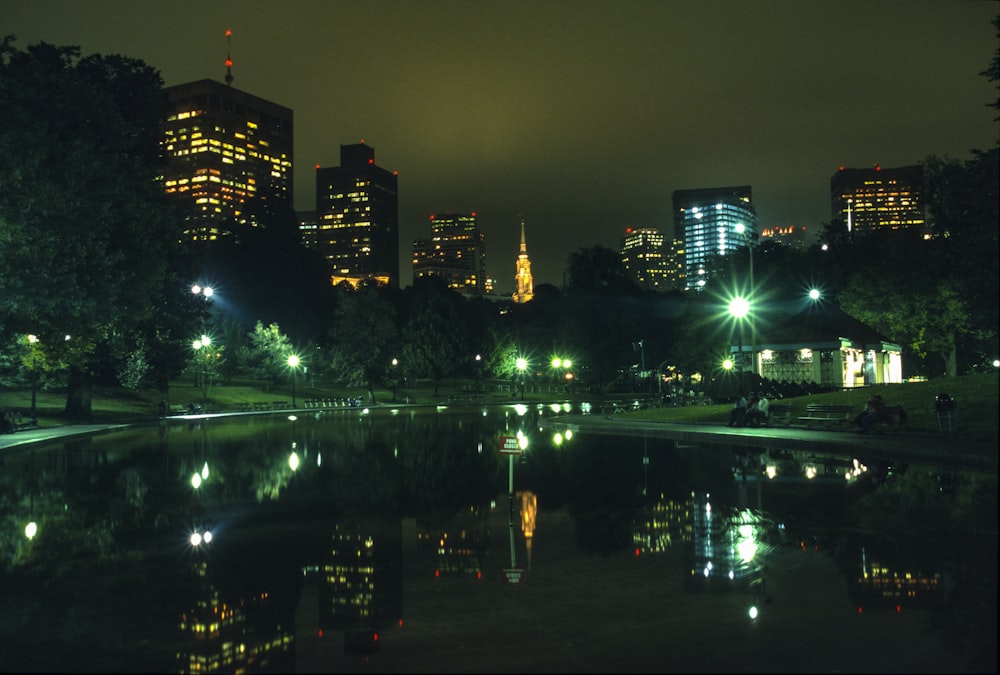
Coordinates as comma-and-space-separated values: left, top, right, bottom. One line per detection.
1, 372, 996, 440
624, 372, 998, 438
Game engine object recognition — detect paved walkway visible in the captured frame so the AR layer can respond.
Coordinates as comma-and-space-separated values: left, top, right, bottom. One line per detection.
0, 422, 132, 451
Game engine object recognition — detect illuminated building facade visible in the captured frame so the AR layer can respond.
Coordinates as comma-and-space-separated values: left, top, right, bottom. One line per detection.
412, 212, 492, 295
760, 224, 811, 250
666, 238, 685, 290
755, 301, 902, 388
672, 186, 758, 291
830, 164, 925, 235
162, 79, 293, 241
297, 210, 318, 249
619, 227, 670, 291
315, 143, 400, 288
512, 220, 534, 304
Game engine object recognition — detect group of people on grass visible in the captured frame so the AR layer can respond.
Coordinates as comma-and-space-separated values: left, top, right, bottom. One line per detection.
728, 392, 770, 428
727, 391, 907, 432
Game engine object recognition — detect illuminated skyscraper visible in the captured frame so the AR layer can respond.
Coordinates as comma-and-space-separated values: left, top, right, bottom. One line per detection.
512, 220, 534, 304
666, 238, 685, 290
672, 186, 758, 291
412, 212, 492, 295
620, 227, 669, 291
830, 164, 925, 235
315, 143, 400, 288
162, 79, 293, 241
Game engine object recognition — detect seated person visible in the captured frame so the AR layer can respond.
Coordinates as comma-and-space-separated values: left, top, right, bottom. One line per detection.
0, 409, 14, 434
854, 394, 888, 433
745, 392, 769, 427
728, 393, 748, 427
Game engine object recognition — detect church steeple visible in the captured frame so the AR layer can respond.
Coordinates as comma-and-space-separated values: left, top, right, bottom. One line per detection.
513, 218, 534, 304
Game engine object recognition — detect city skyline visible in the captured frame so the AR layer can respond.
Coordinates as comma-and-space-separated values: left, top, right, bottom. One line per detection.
4, 1, 997, 290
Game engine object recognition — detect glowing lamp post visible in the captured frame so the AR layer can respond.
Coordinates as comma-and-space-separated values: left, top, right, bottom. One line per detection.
728, 296, 750, 393
192, 335, 213, 402
734, 223, 756, 376
516, 357, 528, 400
287, 354, 300, 408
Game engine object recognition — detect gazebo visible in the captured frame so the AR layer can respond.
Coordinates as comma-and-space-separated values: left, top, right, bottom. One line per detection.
745, 302, 902, 389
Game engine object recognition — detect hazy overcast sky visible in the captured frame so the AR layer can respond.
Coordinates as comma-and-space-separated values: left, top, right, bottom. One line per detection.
5, 1, 998, 289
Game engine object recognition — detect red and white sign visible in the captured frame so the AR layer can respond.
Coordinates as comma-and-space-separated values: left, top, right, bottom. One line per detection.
502, 568, 526, 584
499, 436, 523, 455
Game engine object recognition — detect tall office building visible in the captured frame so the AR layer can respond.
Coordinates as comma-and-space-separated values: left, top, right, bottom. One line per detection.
512, 220, 534, 304
619, 227, 670, 291
666, 238, 685, 291
162, 79, 293, 241
830, 164, 925, 235
315, 143, 400, 288
672, 186, 758, 291
412, 212, 491, 295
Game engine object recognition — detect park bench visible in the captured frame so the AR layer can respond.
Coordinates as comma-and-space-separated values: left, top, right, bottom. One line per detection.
272, 401, 289, 409
253, 402, 271, 411
763, 404, 792, 427
235, 402, 251, 412
170, 404, 188, 415
798, 404, 854, 427
11, 412, 37, 431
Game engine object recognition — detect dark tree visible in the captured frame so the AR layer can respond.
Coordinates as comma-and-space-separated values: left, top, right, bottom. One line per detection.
327, 286, 399, 404
0, 38, 184, 418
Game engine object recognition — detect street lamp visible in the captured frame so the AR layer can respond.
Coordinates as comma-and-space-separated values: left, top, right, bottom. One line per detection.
474, 354, 482, 396
729, 296, 750, 393
192, 335, 213, 402
287, 354, 300, 408
25, 334, 41, 420
391, 358, 399, 402
516, 357, 528, 400
734, 223, 756, 377
191, 283, 214, 298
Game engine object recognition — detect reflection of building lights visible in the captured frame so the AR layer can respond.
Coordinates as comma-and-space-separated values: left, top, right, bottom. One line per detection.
191, 473, 202, 489
737, 538, 758, 563
288, 451, 300, 471
201, 462, 210, 480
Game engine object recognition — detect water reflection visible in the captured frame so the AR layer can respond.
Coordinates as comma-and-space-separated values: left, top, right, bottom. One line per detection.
0, 404, 995, 672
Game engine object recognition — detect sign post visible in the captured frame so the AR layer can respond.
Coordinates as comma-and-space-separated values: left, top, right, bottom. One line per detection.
499, 435, 526, 584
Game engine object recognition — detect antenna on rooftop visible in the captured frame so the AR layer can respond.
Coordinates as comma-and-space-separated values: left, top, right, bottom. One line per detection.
224, 29, 234, 86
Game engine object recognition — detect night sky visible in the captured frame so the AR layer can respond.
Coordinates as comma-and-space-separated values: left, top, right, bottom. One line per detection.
4, 1, 998, 290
